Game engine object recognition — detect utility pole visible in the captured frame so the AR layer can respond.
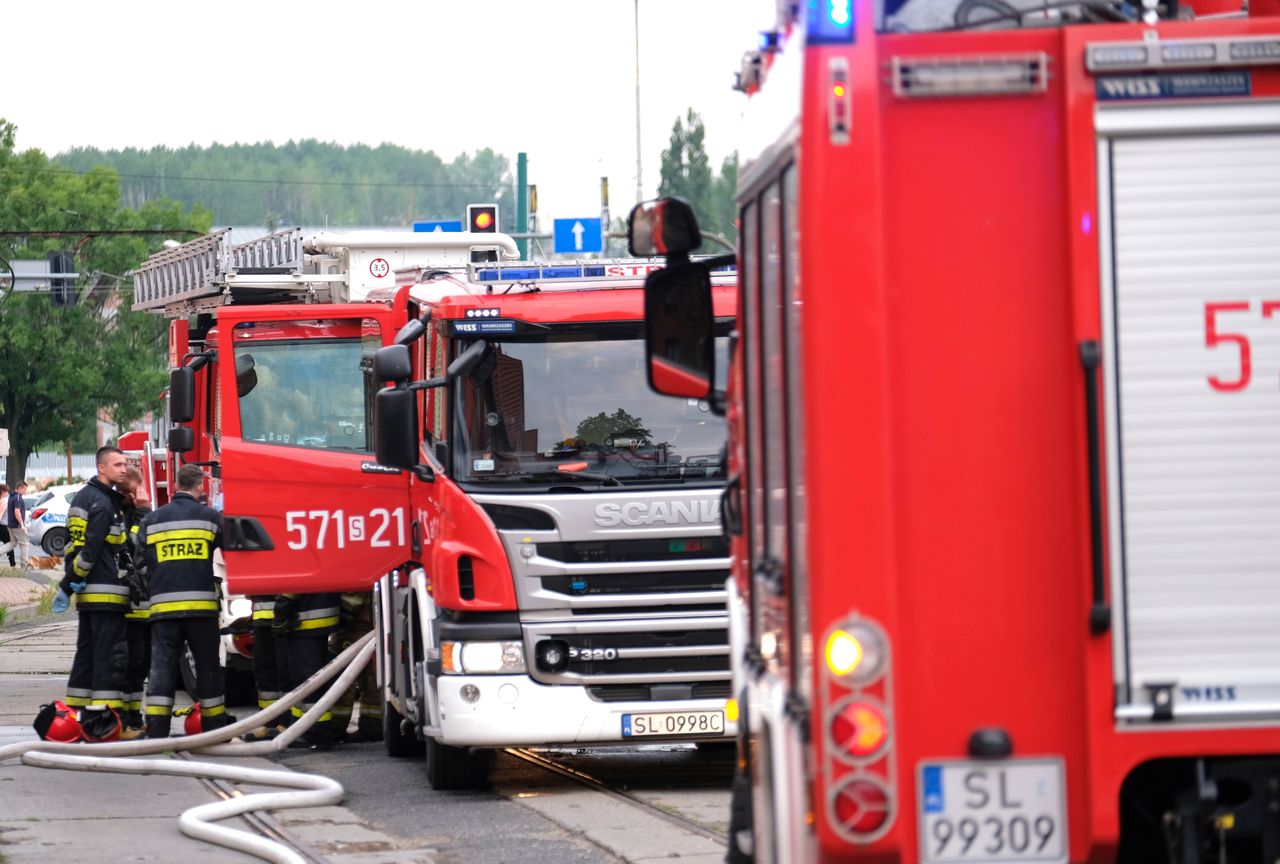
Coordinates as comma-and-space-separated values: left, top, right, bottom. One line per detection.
516, 153, 528, 260
635, 0, 643, 206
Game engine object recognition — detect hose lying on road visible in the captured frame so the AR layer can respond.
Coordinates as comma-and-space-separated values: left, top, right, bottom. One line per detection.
0, 631, 376, 864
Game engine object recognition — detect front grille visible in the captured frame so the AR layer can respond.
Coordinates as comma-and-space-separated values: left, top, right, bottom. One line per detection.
588, 681, 732, 702
541, 569, 728, 597
528, 626, 729, 683
538, 537, 728, 564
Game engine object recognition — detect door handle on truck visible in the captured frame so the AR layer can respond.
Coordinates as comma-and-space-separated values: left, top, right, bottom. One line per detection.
1079, 341, 1110, 635
222, 515, 275, 551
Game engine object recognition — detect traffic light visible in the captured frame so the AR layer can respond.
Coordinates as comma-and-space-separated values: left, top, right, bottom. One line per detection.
467, 204, 498, 234
47, 250, 75, 308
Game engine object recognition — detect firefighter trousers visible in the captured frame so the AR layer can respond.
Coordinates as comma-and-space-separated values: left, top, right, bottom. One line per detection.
145, 617, 226, 738
66, 610, 128, 710
123, 619, 150, 727
286, 633, 336, 743
252, 622, 291, 712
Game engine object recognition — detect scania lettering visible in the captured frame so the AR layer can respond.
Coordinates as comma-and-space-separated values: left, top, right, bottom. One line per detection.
635, 0, 1280, 860
593, 499, 721, 527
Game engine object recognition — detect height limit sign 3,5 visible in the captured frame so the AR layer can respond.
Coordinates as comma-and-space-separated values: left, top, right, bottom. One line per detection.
554, 217, 603, 254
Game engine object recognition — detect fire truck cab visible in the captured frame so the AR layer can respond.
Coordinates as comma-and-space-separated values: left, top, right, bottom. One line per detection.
369, 260, 740, 789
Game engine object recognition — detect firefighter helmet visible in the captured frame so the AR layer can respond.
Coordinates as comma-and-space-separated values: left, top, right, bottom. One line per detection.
81, 707, 122, 743
33, 701, 83, 743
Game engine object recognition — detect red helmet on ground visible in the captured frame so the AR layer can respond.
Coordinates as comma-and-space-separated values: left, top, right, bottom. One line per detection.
81, 707, 122, 743
34, 701, 83, 743
184, 705, 202, 736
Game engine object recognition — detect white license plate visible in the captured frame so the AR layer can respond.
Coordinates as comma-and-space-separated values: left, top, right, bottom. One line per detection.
622, 710, 725, 738
918, 759, 1067, 863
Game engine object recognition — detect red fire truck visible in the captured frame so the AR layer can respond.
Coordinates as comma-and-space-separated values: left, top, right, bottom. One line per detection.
131, 226, 523, 697
634, 0, 1280, 861
368, 259, 738, 788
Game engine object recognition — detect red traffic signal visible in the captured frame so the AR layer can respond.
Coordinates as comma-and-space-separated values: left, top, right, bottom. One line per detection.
467, 204, 498, 233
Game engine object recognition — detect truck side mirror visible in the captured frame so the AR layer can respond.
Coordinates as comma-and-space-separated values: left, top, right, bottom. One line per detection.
235, 353, 257, 398
448, 339, 488, 380
170, 366, 196, 423
394, 316, 427, 346
374, 345, 412, 382
643, 262, 714, 400
169, 425, 194, 454
628, 198, 702, 258
375, 387, 418, 469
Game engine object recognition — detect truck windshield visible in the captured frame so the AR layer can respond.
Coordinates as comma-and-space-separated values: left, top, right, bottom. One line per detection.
452, 323, 729, 488
236, 338, 376, 452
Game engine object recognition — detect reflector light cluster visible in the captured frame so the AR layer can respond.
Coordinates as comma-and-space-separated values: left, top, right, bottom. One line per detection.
1086, 36, 1280, 71
823, 617, 895, 844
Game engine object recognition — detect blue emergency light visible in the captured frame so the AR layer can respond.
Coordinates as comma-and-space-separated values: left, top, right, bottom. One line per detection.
475, 264, 608, 283
808, 0, 855, 43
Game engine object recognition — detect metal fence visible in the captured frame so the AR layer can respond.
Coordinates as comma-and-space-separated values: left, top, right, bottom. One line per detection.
23, 452, 97, 482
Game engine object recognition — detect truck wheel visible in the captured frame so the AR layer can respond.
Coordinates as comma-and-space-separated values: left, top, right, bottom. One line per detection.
180, 649, 199, 699
41, 527, 69, 557
424, 736, 491, 790
384, 695, 423, 758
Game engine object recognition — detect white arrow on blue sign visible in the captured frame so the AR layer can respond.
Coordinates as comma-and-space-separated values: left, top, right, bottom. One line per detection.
413, 220, 463, 233
553, 217, 603, 254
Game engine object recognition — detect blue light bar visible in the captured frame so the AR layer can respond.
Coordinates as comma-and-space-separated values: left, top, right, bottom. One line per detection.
808, 0, 855, 44
475, 264, 609, 282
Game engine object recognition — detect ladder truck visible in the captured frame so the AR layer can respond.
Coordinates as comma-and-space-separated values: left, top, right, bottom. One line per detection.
366, 259, 739, 789
131, 225, 521, 697
633, 0, 1280, 861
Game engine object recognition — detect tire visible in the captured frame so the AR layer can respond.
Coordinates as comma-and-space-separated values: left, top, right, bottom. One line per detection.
424, 736, 491, 790
384, 694, 424, 758
180, 648, 198, 699
41, 527, 69, 557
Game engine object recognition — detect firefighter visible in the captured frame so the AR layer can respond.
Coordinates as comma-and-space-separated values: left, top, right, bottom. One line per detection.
273, 590, 342, 749
63, 446, 131, 741
241, 594, 292, 742
330, 591, 382, 743
118, 466, 152, 737
137, 464, 226, 738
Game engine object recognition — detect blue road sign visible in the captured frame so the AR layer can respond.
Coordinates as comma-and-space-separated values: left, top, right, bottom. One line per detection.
413, 220, 463, 233
554, 217, 603, 254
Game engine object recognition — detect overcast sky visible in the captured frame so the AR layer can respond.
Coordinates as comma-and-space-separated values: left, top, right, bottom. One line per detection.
5, 0, 774, 232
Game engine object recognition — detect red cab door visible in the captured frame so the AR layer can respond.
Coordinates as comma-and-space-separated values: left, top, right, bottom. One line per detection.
214, 304, 413, 595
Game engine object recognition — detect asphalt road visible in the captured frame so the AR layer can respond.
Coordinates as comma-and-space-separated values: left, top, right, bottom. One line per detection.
0, 614, 733, 863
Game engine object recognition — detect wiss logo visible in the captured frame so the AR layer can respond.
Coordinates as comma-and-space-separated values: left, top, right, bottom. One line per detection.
594, 500, 720, 527
1098, 77, 1162, 99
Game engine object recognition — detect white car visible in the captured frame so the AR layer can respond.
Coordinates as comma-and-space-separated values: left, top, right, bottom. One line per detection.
28, 484, 85, 557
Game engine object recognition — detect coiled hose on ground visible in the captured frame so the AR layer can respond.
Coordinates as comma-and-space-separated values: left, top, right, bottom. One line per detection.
0, 631, 376, 864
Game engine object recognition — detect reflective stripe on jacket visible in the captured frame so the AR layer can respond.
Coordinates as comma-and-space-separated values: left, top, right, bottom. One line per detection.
136, 493, 223, 621
67, 478, 128, 613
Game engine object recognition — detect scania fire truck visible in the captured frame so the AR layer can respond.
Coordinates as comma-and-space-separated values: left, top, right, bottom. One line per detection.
634, 0, 1280, 861
368, 259, 739, 788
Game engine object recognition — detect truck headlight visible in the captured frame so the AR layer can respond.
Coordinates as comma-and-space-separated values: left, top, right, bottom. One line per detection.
441, 641, 526, 675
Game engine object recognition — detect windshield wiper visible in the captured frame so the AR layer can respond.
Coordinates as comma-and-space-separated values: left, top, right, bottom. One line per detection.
471, 470, 622, 487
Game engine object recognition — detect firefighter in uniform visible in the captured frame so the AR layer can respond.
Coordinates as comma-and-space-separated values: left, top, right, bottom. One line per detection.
330, 591, 382, 743
64, 446, 131, 739
273, 590, 342, 749
118, 467, 152, 737
242, 594, 292, 741
137, 464, 227, 738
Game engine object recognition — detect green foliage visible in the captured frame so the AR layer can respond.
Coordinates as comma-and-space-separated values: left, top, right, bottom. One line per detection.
657, 110, 738, 244
576, 409, 652, 446
0, 118, 212, 485
54, 141, 515, 228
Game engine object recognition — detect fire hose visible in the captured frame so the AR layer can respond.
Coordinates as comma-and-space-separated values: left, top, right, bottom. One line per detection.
0, 631, 376, 864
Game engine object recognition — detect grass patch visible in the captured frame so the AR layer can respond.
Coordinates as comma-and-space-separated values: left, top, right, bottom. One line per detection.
0, 605, 7, 628
37, 587, 57, 616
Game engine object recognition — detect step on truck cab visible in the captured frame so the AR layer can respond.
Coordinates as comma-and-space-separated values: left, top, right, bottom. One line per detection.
369, 259, 739, 789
